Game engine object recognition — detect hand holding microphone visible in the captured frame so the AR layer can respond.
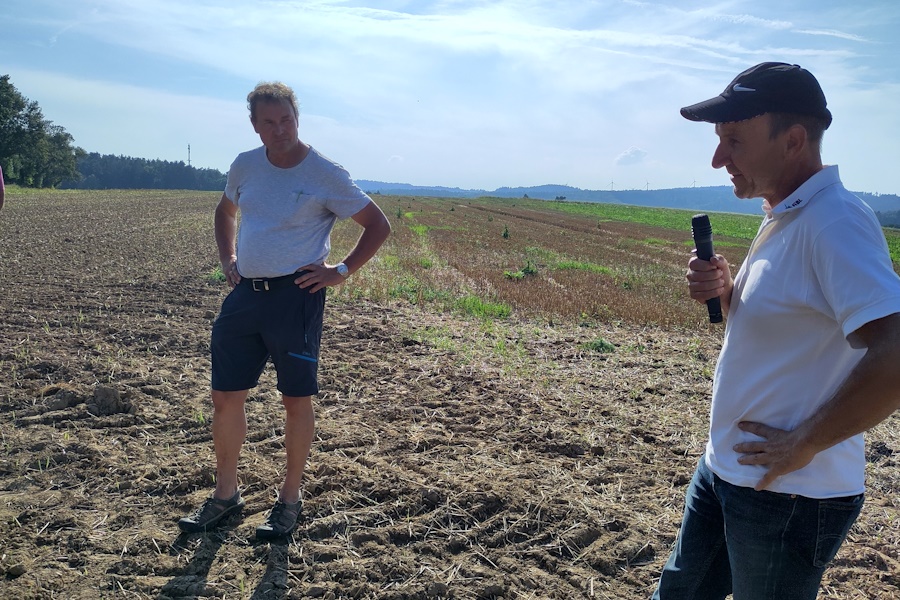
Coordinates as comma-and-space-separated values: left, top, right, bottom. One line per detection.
691, 214, 724, 323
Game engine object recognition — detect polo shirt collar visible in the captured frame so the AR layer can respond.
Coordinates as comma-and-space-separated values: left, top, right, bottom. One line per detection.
762, 165, 840, 217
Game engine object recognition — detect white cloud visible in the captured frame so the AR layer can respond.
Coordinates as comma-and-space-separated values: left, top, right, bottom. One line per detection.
795, 29, 873, 43
709, 13, 792, 30
615, 147, 649, 166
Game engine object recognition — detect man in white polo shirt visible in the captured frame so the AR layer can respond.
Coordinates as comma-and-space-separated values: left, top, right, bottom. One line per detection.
653, 62, 900, 599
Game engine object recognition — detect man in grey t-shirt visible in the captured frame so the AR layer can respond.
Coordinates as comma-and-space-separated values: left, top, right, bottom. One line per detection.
179, 81, 390, 539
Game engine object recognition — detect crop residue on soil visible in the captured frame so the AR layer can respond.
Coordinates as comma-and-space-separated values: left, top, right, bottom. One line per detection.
1, 191, 898, 599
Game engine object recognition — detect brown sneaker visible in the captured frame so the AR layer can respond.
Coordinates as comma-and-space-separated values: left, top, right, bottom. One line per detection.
178, 491, 245, 533
255, 499, 302, 540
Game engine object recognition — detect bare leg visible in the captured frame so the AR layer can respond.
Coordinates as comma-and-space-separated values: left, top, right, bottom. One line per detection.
279, 395, 315, 504
211, 389, 249, 499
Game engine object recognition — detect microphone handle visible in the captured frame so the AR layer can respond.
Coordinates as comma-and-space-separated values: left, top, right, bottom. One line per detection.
694, 237, 724, 323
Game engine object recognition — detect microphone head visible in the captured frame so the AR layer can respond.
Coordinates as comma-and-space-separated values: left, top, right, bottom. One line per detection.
692, 213, 712, 238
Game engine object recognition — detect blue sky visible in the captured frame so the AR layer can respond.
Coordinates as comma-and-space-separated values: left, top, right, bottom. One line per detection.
4, 0, 900, 194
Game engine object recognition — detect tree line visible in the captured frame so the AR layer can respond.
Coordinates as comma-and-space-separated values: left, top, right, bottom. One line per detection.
1, 74, 225, 191
60, 153, 225, 190
878, 211, 900, 229
1, 75, 80, 188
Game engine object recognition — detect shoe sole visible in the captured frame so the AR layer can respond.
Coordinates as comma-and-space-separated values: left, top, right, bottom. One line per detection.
255, 523, 297, 540
177, 502, 245, 533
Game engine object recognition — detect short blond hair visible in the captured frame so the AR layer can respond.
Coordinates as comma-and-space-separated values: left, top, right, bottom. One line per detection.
247, 82, 299, 122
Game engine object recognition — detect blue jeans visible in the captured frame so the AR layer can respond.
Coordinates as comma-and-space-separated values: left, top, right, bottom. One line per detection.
653, 457, 863, 600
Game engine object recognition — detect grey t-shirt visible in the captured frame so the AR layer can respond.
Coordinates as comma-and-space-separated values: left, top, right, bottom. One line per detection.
224, 146, 371, 278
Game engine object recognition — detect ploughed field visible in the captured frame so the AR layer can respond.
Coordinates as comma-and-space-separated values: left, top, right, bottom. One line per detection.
1, 189, 898, 599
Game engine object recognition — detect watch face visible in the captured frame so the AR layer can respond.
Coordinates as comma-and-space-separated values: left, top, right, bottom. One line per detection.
337, 263, 349, 276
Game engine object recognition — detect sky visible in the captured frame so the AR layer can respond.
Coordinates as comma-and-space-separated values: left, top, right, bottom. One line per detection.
3, 0, 900, 195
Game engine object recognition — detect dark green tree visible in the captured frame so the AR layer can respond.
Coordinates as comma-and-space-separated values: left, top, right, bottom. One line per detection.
0, 74, 82, 187
60, 153, 226, 190
0, 75, 26, 159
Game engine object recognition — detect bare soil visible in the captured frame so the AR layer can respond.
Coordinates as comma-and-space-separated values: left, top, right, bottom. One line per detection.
1, 191, 899, 599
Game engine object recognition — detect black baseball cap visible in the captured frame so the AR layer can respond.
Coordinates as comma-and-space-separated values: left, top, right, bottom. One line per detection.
680, 62, 832, 128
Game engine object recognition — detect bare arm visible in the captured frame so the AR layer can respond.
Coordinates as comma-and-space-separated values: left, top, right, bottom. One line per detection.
215, 194, 241, 287
296, 200, 391, 293
687, 253, 734, 317
735, 312, 900, 490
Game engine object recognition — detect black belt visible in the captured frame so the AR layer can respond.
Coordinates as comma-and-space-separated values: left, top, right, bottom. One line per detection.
240, 271, 304, 292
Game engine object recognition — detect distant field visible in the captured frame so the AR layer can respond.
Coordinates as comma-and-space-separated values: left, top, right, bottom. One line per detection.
471, 194, 900, 260
332, 194, 900, 328
513, 197, 765, 240
885, 230, 900, 263
329, 194, 748, 329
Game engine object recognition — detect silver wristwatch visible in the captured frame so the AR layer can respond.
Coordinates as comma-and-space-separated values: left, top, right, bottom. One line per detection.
335, 262, 349, 278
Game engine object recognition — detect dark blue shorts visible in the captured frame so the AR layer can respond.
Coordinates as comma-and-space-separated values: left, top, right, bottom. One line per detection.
211, 273, 325, 397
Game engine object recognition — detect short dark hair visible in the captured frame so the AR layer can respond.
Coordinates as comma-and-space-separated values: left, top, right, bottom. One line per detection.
768, 112, 828, 148
247, 82, 299, 123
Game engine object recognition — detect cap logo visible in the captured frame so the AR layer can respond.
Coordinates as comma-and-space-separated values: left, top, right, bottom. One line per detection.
732, 84, 756, 92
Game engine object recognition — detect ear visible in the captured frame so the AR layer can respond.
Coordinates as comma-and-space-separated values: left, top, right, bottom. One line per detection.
783, 124, 809, 158
250, 114, 260, 134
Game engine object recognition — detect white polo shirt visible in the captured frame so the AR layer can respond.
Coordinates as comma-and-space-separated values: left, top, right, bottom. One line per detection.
706, 165, 900, 498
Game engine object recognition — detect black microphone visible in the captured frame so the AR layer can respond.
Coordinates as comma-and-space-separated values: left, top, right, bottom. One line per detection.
691, 214, 723, 323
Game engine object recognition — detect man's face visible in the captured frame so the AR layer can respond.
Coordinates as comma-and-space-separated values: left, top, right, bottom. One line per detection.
251, 99, 299, 153
712, 115, 787, 203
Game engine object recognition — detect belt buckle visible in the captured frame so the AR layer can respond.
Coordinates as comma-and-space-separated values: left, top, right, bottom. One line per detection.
251, 279, 269, 292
